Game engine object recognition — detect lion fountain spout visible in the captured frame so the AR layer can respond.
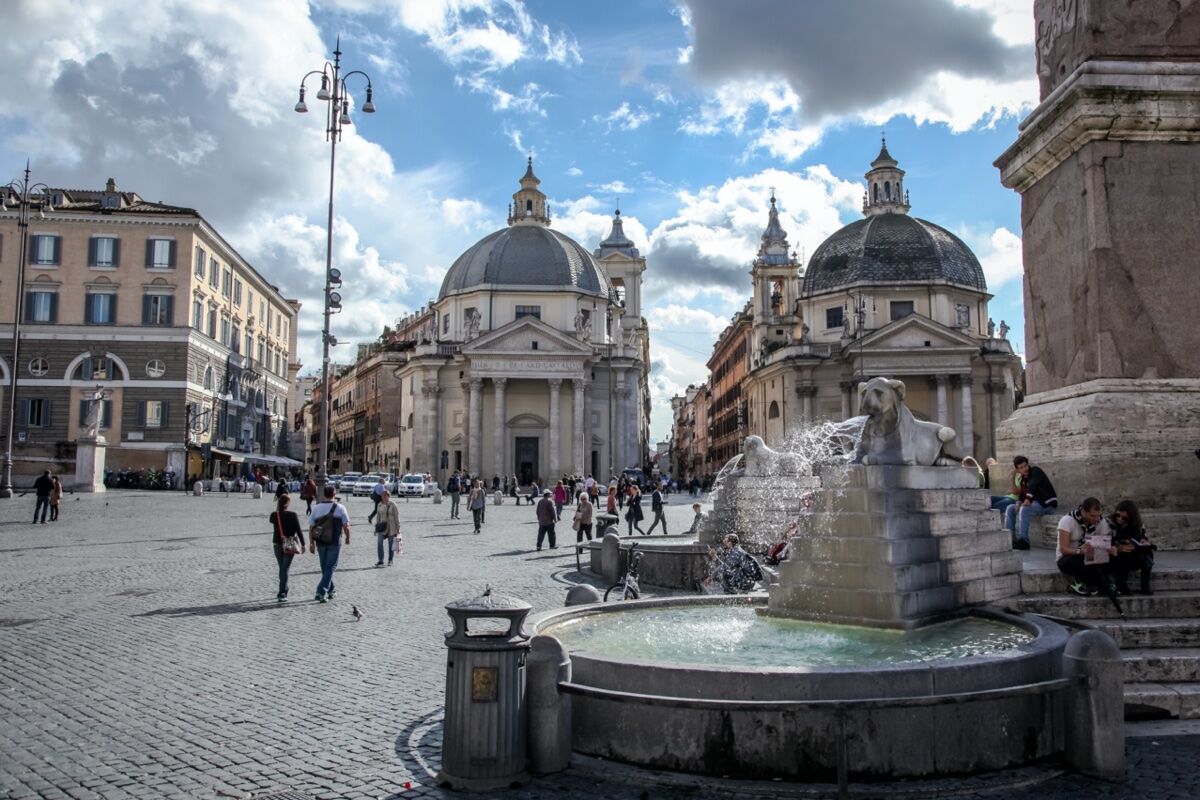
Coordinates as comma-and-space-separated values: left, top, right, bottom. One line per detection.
853, 377, 959, 466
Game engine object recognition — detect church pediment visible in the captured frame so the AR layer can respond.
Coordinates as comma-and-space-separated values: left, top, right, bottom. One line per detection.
856, 315, 979, 351
463, 316, 593, 356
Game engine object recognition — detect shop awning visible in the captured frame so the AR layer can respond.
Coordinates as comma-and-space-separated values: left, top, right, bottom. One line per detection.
208, 448, 301, 467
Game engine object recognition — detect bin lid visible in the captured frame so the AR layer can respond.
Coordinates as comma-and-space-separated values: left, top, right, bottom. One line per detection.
445, 585, 531, 614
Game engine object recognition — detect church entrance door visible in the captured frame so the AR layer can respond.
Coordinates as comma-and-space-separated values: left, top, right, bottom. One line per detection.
516, 437, 539, 486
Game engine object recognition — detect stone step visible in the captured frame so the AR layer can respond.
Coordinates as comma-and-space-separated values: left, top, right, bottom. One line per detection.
1022, 568, 1200, 595
1030, 513, 1200, 552
1013, 590, 1200, 619
831, 465, 980, 491
793, 535, 941, 566
1124, 682, 1200, 719
778, 559, 946, 594
811, 510, 1002, 541
1122, 649, 1200, 683
816, 487, 994, 514
1085, 617, 1200, 649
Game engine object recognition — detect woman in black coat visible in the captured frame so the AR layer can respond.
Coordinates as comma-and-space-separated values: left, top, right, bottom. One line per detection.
625, 486, 646, 535
269, 494, 305, 602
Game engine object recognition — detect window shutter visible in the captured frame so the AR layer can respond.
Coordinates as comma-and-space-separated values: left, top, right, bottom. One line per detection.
51, 236, 61, 265
43, 400, 52, 427
136, 401, 146, 428
17, 399, 27, 426
80, 357, 92, 381
79, 400, 87, 425
141, 295, 151, 325
111, 238, 120, 267
109, 295, 118, 325
167, 241, 176, 268
87, 238, 97, 267
23, 292, 32, 323
145, 240, 154, 268
164, 296, 174, 325
48, 294, 58, 323
102, 400, 112, 428
84, 296, 93, 324
161, 401, 170, 428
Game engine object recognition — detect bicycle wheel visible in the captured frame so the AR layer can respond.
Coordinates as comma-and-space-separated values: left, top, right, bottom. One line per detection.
623, 585, 640, 601
603, 583, 624, 602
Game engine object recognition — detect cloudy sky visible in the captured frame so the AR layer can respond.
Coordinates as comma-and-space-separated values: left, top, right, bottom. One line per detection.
0, 0, 1038, 441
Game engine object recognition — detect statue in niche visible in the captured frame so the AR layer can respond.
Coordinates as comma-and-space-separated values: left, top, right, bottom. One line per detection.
465, 308, 482, 341
799, 322, 811, 344
627, 330, 642, 352
573, 311, 591, 341
987, 317, 996, 337
998, 320, 1010, 340
81, 385, 109, 439
841, 312, 851, 339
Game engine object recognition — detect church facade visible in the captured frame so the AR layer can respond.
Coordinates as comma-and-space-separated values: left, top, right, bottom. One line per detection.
676, 143, 1023, 473
394, 160, 650, 485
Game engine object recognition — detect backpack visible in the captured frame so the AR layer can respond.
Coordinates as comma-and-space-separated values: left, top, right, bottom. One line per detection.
311, 503, 341, 545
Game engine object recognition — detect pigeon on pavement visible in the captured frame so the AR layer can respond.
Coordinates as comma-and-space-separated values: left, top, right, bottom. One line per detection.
351, 605, 364, 621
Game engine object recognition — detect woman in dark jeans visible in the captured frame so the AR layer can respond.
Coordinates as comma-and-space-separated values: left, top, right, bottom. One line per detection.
269, 494, 305, 602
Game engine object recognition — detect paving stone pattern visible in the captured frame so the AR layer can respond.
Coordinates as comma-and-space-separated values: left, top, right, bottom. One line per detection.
0, 491, 1196, 799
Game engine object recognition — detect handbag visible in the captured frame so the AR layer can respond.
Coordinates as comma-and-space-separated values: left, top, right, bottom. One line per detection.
277, 513, 303, 555
375, 521, 389, 535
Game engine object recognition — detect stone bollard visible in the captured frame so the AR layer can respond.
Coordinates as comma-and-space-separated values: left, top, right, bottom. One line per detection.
252, 484, 262, 499
601, 532, 621, 584
192, 481, 204, 496
565, 585, 602, 606
526, 635, 572, 775
493, 490, 503, 505
1062, 629, 1125, 778
433, 488, 443, 504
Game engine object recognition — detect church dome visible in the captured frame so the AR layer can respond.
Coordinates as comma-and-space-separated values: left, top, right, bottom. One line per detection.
802, 214, 986, 296
438, 224, 611, 300
438, 158, 612, 300
802, 140, 986, 297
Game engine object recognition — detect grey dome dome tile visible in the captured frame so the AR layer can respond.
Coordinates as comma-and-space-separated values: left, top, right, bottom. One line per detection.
438, 226, 610, 299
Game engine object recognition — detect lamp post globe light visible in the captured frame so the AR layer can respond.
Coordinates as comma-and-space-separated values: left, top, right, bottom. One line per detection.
294, 37, 375, 493
0, 162, 53, 499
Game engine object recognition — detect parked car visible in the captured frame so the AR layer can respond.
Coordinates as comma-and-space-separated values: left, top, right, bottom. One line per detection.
336, 472, 362, 492
352, 473, 388, 496
397, 473, 427, 497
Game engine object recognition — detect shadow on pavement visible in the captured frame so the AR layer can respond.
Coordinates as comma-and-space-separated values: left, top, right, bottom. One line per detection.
135, 600, 303, 618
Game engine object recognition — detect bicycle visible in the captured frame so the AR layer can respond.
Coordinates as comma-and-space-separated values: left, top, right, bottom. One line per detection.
604, 542, 643, 601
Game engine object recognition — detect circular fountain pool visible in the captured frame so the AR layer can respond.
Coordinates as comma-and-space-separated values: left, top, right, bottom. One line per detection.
543, 604, 1032, 669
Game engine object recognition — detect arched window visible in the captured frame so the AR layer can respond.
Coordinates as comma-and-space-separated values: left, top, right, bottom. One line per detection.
768, 401, 780, 420
872, 184, 879, 203
525, 199, 533, 213
203, 366, 214, 391
884, 181, 891, 200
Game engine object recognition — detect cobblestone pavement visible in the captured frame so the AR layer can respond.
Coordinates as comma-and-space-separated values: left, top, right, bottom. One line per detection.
0, 490, 1196, 800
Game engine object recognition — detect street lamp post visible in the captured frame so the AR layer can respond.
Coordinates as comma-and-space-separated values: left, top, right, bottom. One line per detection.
0, 162, 51, 499
294, 36, 375, 493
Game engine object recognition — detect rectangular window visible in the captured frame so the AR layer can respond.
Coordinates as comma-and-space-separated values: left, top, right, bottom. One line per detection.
142, 294, 174, 326
141, 400, 166, 429
31, 235, 60, 265
247, 289, 254, 313
209, 258, 219, 288
275, 312, 281, 336
78, 399, 113, 429
443, 314, 449, 334
89, 236, 119, 267
194, 246, 206, 277
193, 299, 203, 332
245, 332, 253, 358
260, 299, 266, 324
23, 398, 49, 427
207, 307, 217, 338
257, 340, 265, 362
890, 301, 915, 321
220, 315, 230, 346
232, 323, 241, 353
85, 292, 116, 325
25, 291, 57, 323
146, 238, 175, 269
233, 278, 242, 306
222, 269, 232, 298
515, 305, 541, 320
825, 306, 844, 330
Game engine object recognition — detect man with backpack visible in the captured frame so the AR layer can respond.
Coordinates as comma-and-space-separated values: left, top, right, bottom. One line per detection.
447, 471, 462, 520
308, 485, 350, 603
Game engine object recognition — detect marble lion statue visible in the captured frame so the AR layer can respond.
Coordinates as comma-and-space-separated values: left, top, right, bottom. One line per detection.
742, 435, 806, 477
853, 377, 959, 466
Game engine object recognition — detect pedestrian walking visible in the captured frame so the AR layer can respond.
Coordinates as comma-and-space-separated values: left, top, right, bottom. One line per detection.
646, 485, 669, 534
270, 494, 305, 602
625, 486, 646, 535
308, 485, 350, 603
536, 490, 557, 550
374, 489, 401, 567
49, 476, 62, 522
32, 470, 53, 524
574, 491, 594, 543
274, 477, 290, 502
553, 480, 567, 521
447, 471, 462, 519
367, 475, 386, 524
606, 484, 618, 516
469, 479, 487, 534
300, 477, 317, 515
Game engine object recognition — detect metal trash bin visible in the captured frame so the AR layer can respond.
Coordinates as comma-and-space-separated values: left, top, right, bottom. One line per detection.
438, 589, 532, 790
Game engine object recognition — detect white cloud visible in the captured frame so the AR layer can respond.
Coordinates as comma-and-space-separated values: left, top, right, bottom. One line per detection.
647, 305, 727, 335
456, 76, 551, 116
565, 166, 583, 176
590, 180, 632, 195
968, 226, 1024, 290
594, 101, 657, 132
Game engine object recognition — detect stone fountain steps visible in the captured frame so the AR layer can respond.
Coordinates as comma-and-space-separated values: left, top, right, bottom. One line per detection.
1120, 648, 1200, 682
1085, 617, 1200, 649
1030, 513, 1200, 551
1123, 682, 1200, 719
818, 487, 993, 514
816, 510, 1002, 540
1013, 590, 1200, 619
1021, 567, 1200, 594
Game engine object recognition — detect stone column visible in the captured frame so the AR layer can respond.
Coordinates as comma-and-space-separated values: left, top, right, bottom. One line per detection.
492, 377, 507, 480
424, 384, 441, 475
796, 385, 817, 424
572, 379, 586, 476
957, 375, 974, 456
934, 375, 949, 425
985, 379, 1006, 460
839, 381, 853, 420
468, 378, 482, 476
547, 379, 562, 479
626, 381, 639, 472
613, 383, 627, 472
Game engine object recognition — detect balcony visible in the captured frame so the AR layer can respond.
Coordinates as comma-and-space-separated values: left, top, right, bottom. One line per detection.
437, 343, 461, 357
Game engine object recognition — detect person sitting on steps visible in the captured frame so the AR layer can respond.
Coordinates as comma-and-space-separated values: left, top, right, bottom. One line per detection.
1055, 497, 1123, 615
1108, 499, 1155, 596
1005, 455, 1057, 550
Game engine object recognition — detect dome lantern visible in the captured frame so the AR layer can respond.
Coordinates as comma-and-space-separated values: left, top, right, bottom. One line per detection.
508, 156, 551, 227
862, 134, 910, 217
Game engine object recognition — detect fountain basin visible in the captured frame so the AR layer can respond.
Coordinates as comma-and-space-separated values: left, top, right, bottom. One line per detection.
581, 535, 710, 589
532, 596, 1070, 780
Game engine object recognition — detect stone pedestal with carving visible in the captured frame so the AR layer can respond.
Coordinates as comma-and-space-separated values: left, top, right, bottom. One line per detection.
994, 0, 1200, 546
74, 436, 107, 493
